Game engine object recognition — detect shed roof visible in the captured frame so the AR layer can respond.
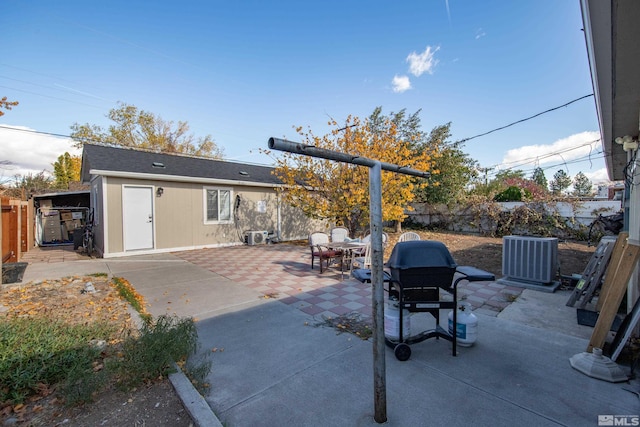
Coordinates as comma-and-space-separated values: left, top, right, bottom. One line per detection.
81, 144, 281, 186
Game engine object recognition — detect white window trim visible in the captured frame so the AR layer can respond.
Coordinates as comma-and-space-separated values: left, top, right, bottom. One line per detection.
203, 186, 234, 224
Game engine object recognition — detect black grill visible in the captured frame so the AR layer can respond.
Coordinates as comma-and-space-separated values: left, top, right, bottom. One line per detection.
383, 240, 495, 361
388, 240, 457, 297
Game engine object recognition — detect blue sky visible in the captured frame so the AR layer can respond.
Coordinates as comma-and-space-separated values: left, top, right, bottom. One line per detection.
0, 0, 606, 186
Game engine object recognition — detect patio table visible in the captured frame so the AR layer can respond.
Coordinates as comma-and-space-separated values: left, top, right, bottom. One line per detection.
326, 241, 367, 279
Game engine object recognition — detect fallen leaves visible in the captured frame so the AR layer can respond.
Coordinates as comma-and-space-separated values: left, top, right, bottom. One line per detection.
0, 275, 141, 424
0, 275, 133, 330
316, 313, 373, 340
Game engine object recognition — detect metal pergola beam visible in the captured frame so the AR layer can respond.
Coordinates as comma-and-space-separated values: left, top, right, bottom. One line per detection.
268, 137, 430, 423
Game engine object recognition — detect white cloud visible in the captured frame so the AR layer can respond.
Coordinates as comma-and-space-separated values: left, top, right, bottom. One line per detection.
406, 45, 440, 77
501, 131, 601, 167
475, 28, 486, 40
584, 168, 611, 185
0, 125, 80, 184
392, 75, 412, 93
496, 131, 608, 187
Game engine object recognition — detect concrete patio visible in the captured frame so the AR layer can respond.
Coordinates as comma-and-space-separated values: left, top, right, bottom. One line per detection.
18, 243, 639, 426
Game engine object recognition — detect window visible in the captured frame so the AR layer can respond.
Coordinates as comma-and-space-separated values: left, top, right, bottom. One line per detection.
204, 187, 232, 223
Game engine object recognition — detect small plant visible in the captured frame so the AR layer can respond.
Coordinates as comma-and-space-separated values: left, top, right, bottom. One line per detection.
1, 277, 211, 411
111, 314, 201, 390
112, 277, 151, 323
60, 362, 109, 406
89, 272, 108, 277
183, 353, 213, 395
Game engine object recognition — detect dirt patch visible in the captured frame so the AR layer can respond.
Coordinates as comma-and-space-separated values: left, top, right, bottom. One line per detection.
385, 231, 595, 280
0, 379, 192, 427
0, 276, 194, 427
302, 229, 595, 278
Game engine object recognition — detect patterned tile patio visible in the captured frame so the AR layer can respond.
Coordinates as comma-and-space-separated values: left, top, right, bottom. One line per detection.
173, 243, 523, 321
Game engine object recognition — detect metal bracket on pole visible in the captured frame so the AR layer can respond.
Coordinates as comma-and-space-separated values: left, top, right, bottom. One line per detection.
268, 137, 430, 424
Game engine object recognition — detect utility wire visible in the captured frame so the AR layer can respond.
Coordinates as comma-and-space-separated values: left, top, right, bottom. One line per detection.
0, 124, 73, 140
486, 150, 606, 179
489, 138, 601, 170
458, 94, 594, 144
0, 84, 105, 110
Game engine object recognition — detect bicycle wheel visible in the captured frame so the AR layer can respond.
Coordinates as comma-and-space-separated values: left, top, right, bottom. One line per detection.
587, 220, 606, 246
87, 236, 94, 257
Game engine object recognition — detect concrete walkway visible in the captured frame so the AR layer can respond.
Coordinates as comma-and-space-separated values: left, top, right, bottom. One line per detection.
17, 244, 640, 426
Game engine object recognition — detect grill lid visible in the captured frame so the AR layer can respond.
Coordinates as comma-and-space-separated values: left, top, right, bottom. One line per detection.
387, 240, 457, 269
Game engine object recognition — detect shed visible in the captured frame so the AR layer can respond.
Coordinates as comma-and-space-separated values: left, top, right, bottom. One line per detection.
33, 191, 90, 246
80, 144, 326, 258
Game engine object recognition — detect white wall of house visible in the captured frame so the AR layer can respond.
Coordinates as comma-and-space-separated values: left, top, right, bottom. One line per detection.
627, 155, 640, 312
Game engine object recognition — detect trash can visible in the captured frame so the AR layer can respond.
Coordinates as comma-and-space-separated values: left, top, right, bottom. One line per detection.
73, 228, 83, 250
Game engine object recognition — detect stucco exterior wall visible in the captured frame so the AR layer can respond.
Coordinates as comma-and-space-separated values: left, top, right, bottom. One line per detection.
98, 176, 326, 257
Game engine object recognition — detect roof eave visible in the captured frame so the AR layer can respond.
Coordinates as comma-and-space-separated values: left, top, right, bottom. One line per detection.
581, 0, 640, 180
89, 169, 283, 188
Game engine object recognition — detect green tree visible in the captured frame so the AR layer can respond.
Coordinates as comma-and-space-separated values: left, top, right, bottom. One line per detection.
493, 186, 530, 202
52, 152, 81, 189
270, 115, 435, 236
531, 167, 548, 189
472, 169, 526, 197
549, 169, 572, 195
414, 124, 478, 204
70, 102, 224, 158
369, 108, 477, 204
572, 171, 593, 197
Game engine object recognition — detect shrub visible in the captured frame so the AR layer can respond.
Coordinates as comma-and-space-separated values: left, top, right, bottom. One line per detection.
493, 186, 531, 202
0, 317, 116, 403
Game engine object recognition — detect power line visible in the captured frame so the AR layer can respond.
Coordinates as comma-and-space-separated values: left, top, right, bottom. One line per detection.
489, 138, 601, 170
487, 150, 606, 179
0, 84, 106, 110
0, 124, 74, 139
458, 94, 594, 144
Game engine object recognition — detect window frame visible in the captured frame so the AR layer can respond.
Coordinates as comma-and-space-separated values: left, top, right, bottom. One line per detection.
203, 186, 234, 224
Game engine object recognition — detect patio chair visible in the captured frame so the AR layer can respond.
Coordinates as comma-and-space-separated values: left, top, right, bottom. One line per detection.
350, 241, 372, 270
398, 231, 421, 242
309, 231, 342, 273
361, 232, 388, 245
330, 226, 350, 242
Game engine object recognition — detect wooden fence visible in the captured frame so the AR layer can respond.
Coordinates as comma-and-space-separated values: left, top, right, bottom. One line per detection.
1, 196, 32, 264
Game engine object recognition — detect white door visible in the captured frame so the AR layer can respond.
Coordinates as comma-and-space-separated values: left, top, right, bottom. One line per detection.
123, 186, 154, 251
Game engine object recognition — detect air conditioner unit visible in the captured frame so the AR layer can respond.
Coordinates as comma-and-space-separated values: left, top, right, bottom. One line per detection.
502, 236, 558, 284
246, 230, 269, 245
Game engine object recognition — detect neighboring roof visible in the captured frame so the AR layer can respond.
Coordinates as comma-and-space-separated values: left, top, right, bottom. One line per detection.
81, 144, 282, 187
33, 190, 90, 199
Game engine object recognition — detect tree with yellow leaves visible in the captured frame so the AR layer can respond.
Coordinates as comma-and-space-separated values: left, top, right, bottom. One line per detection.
52, 152, 81, 189
270, 115, 436, 236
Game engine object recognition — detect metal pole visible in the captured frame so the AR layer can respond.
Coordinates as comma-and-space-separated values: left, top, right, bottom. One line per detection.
369, 161, 387, 423
268, 137, 430, 179
267, 137, 429, 424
